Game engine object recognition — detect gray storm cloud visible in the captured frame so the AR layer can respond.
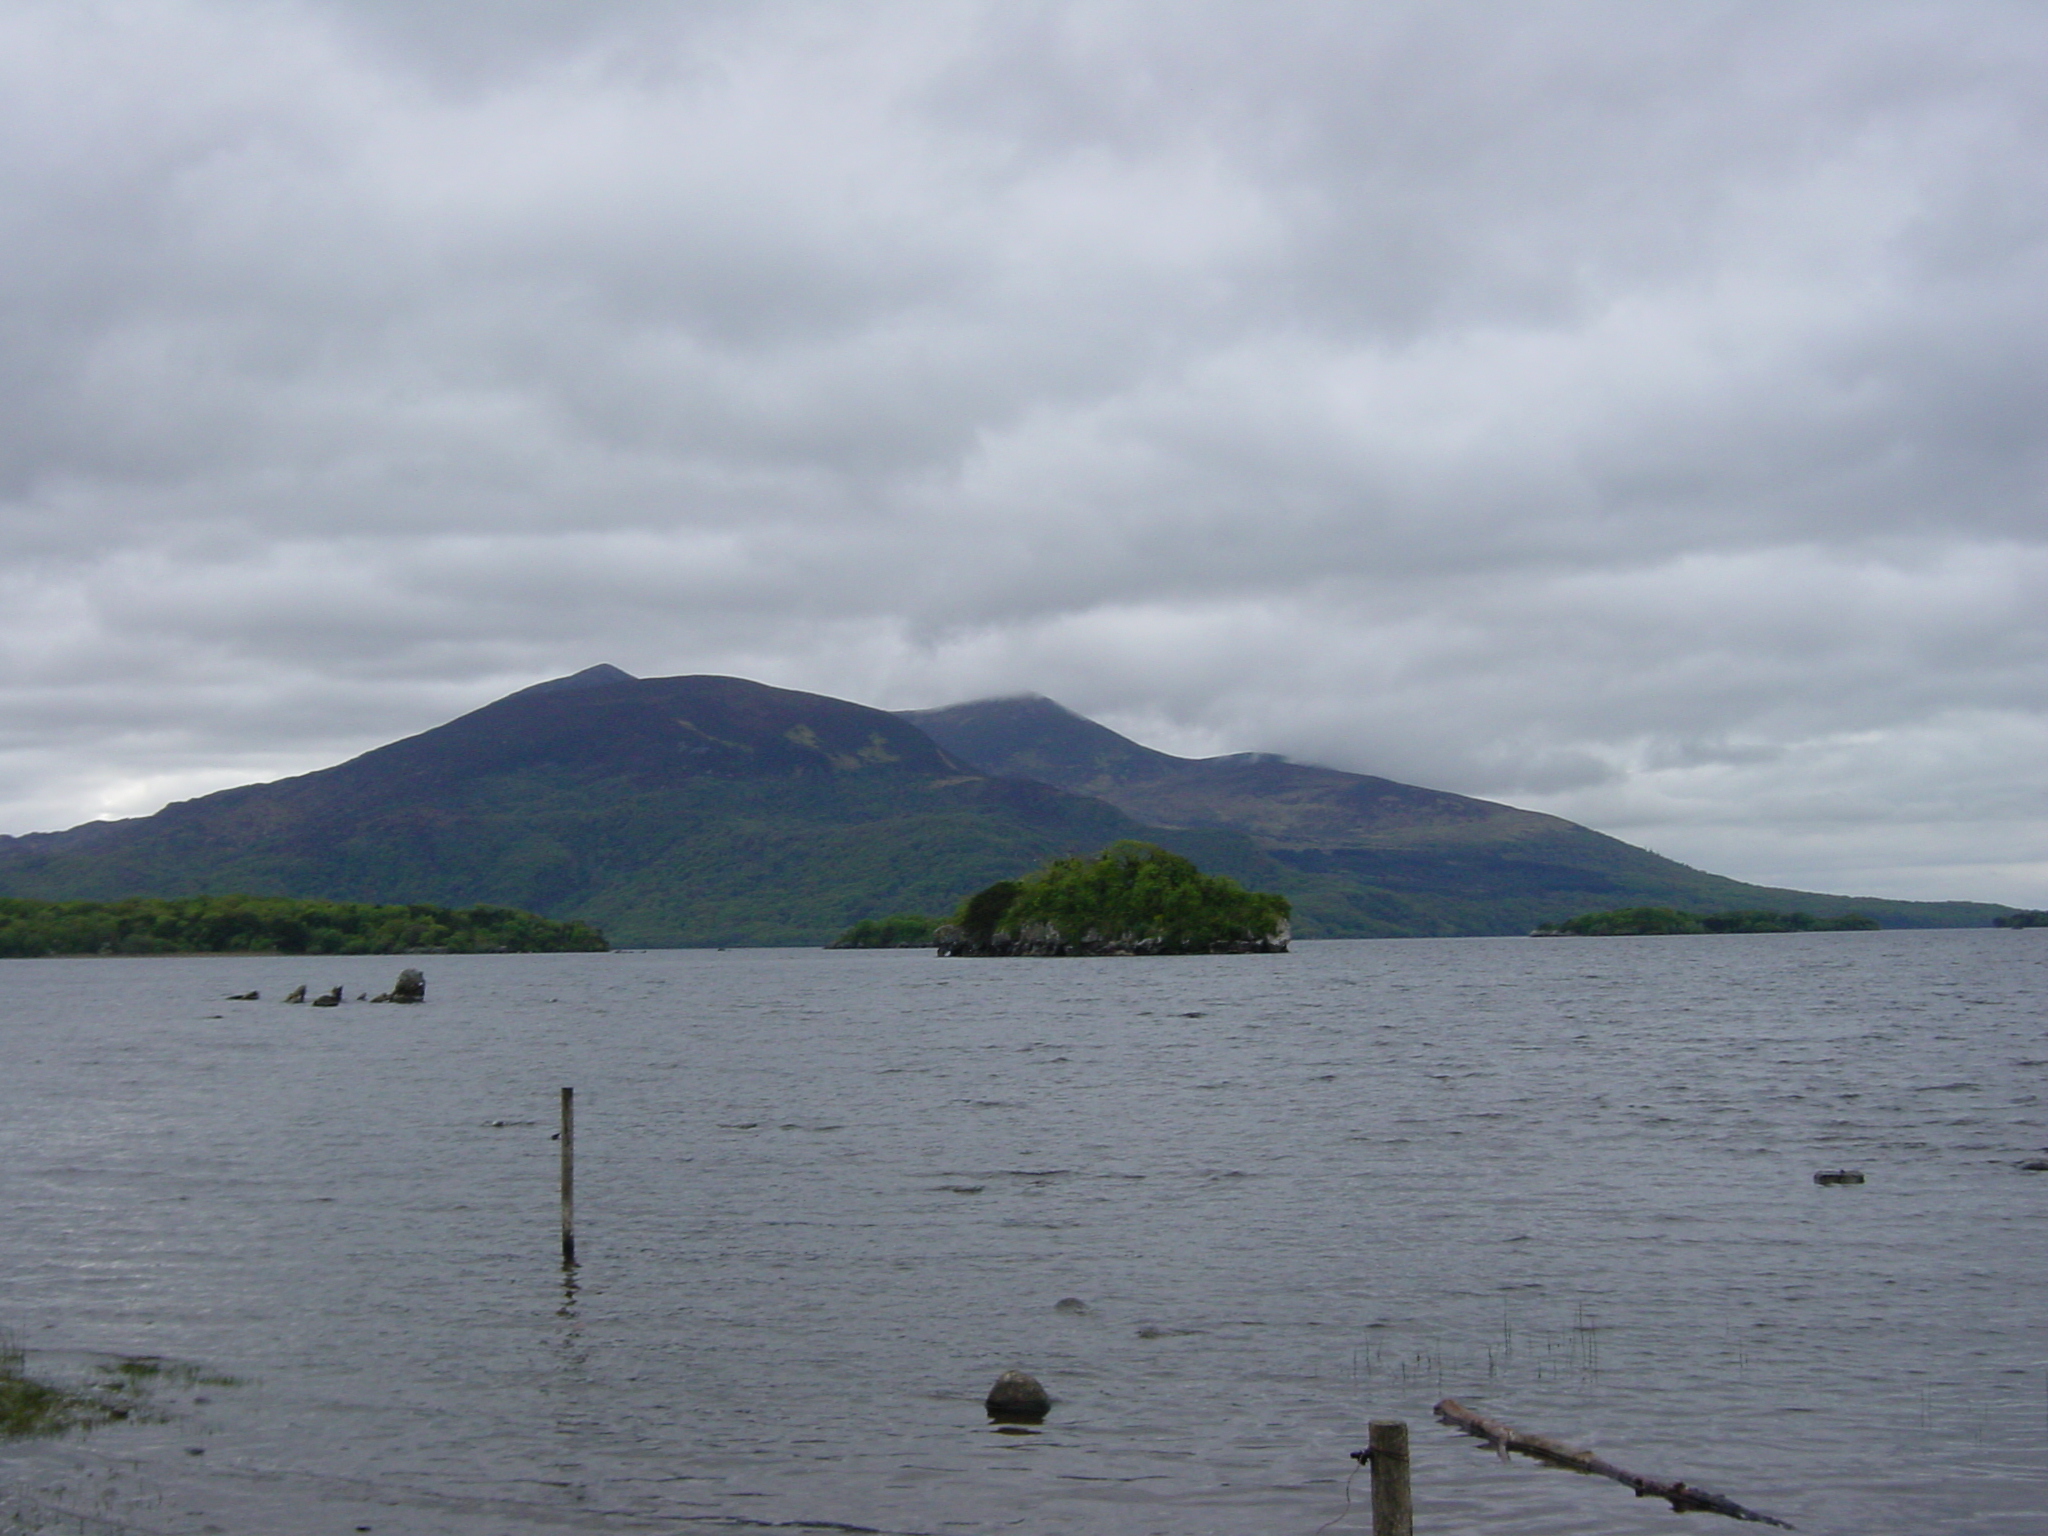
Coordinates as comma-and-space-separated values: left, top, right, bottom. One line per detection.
1, 0, 2044, 902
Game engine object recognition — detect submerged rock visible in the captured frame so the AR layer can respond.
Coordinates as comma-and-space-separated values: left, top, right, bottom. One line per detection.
1813, 1169, 1865, 1185
985, 1369, 1051, 1423
311, 986, 342, 1008
282, 985, 306, 1004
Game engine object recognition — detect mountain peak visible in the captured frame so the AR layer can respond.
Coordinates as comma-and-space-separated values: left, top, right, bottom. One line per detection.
510, 663, 638, 699
899, 695, 1182, 796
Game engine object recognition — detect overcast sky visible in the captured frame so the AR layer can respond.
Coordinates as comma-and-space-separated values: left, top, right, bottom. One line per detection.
2, 1, 2044, 903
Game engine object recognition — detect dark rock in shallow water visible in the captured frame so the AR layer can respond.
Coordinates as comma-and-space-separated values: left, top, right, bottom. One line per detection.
1053, 1297, 1090, 1315
225, 991, 258, 1001
283, 985, 306, 1004
311, 986, 342, 1007
1813, 1169, 1865, 1185
985, 1370, 1050, 1423
389, 968, 425, 1003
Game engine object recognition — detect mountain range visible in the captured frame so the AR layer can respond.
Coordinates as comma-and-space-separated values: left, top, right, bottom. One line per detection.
0, 667, 2004, 945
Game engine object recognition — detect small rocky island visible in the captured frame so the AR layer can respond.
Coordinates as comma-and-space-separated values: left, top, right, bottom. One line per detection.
936, 841, 1290, 957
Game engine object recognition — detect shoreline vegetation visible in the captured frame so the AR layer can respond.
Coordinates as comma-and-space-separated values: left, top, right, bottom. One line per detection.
934, 841, 1291, 957
1992, 910, 2048, 928
828, 913, 939, 948
1533, 906, 1881, 936
0, 895, 608, 958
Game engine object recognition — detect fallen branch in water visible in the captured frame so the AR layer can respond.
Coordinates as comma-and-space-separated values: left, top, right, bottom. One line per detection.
1433, 1398, 1793, 1528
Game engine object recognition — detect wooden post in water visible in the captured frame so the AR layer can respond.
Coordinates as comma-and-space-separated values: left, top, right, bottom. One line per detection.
1369, 1420, 1412, 1536
560, 1086, 576, 1268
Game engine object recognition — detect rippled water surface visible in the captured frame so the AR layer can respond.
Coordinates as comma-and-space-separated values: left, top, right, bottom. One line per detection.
3, 931, 2046, 1535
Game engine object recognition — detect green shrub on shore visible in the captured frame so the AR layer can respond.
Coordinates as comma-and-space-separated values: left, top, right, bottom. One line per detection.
0, 895, 608, 957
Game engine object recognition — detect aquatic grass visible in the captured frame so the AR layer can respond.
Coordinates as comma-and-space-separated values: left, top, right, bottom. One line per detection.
0, 1333, 238, 1441
0, 1330, 118, 1440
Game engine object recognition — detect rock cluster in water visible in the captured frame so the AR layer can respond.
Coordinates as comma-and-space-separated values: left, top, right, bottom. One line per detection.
274, 968, 426, 1005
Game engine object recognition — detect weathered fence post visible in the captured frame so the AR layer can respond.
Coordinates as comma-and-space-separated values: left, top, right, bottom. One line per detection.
560, 1086, 576, 1268
1369, 1419, 1412, 1536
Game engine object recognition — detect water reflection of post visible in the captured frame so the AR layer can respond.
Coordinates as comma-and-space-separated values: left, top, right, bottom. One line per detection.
560, 1086, 576, 1269
557, 1264, 579, 1320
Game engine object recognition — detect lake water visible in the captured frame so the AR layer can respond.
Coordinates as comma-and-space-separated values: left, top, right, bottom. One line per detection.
2, 931, 2045, 1535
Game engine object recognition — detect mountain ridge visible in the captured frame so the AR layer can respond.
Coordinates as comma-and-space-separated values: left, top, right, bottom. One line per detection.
0, 672, 1264, 946
0, 670, 2008, 943
902, 694, 2005, 933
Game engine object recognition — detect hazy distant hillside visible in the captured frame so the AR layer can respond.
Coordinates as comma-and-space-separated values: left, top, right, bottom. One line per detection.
902, 695, 2006, 935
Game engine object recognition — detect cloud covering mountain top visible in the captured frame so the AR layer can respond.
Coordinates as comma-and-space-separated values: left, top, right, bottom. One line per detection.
2, 1, 2044, 901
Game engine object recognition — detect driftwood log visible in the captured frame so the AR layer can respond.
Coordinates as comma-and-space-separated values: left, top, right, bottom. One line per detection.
1434, 1398, 1793, 1528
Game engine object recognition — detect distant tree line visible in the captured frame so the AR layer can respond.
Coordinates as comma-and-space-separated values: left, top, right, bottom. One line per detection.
1993, 910, 2048, 928
0, 895, 608, 958
1533, 906, 1880, 936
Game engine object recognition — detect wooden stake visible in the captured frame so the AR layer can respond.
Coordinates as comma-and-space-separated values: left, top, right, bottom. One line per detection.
1369, 1420, 1412, 1536
560, 1086, 576, 1268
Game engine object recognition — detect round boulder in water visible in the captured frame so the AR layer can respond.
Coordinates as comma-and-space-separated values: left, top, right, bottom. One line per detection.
984, 1370, 1050, 1423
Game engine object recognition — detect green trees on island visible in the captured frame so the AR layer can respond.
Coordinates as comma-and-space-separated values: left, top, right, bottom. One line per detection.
1533, 906, 1880, 936
827, 913, 939, 948
937, 841, 1291, 956
1993, 910, 2048, 928
0, 895, 607, 958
